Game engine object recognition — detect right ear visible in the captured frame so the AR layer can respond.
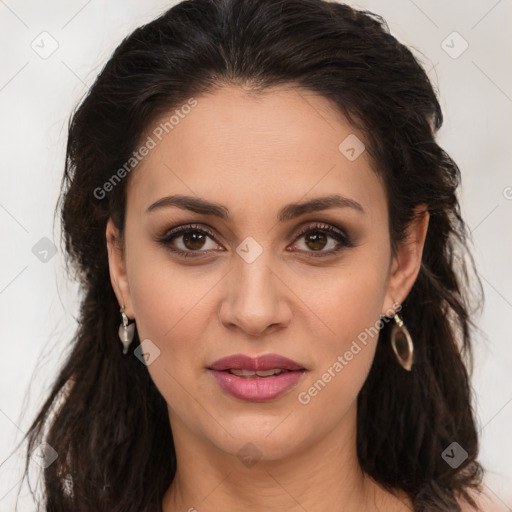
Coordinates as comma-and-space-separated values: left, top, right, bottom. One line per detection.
106, 217, 134, 319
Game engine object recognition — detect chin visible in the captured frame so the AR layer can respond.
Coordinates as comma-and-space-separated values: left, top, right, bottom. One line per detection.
206, 416, 308, 462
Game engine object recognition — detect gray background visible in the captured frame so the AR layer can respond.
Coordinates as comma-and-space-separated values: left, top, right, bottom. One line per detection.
1, 0, 511, 510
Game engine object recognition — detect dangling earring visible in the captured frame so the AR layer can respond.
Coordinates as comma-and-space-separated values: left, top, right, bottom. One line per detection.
118, 305, 135, 355
390, 313, 414, 371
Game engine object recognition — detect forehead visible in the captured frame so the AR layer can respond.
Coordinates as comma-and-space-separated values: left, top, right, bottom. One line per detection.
127, 85, 385, 221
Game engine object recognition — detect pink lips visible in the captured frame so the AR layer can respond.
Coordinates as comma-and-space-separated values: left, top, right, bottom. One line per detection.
208, 353, 306, 402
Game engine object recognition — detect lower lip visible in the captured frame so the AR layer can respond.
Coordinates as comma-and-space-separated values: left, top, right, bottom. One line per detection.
209, 369, 305, 402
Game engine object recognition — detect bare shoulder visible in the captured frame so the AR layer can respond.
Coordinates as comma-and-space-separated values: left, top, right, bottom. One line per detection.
458, 497, 478, 512
370, 482, 414, 511
370, 477, 501, 512
457, 489, 503, 512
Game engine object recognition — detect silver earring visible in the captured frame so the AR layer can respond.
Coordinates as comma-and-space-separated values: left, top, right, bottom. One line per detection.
390, 313, 414, 371
118, 305, 135, 355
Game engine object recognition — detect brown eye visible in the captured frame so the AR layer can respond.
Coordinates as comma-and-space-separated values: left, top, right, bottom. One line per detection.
182, 230, 208, 250
303, 231, 328, 251
157, 224, 222, 258
291, 223, 355, 257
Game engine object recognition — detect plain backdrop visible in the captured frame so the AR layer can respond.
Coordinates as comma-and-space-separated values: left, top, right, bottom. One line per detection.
1, 0, 511, 510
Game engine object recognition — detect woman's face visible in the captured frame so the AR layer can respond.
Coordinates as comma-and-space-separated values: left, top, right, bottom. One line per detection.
107, 85, 426, 462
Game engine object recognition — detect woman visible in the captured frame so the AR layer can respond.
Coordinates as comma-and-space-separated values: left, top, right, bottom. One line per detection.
22, 0, 486, 510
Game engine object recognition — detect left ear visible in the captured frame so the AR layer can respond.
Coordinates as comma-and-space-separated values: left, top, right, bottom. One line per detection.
382, 205, 429, 315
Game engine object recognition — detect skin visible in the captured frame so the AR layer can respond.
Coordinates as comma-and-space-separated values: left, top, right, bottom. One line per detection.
106, 85, 429, 512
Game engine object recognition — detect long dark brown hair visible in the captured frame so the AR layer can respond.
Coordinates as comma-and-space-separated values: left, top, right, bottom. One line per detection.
17, 0, 484, 510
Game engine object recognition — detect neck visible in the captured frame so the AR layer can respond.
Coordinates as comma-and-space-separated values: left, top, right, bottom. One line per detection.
162, 402, 405, 512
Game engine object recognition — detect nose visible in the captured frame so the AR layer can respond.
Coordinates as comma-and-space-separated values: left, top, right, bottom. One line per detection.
218, 249, 292, 337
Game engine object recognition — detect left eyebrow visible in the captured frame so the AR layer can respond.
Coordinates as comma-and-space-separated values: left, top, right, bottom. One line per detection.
145, 193, 365, 220
277, 194, 365, 221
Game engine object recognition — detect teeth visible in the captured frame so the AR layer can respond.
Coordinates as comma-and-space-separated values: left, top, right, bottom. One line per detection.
255, 369, 285, 377
229, 368, 285, 378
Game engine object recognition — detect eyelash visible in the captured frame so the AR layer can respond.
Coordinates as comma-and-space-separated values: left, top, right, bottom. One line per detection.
157, 222, 355, 259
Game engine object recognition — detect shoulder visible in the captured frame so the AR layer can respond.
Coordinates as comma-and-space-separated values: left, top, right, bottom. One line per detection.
457, 489, 501, 512
457, 497, 477, 512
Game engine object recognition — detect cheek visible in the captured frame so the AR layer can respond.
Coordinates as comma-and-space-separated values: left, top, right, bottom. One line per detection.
290, 235, 389, 408
123, 222, 212, 339
127, 256, 216, 354
126, 263, 216, 428
293, 245, 391, 406
125, 242, 223, 393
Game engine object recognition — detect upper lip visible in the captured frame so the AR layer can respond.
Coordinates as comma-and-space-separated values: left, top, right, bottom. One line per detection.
208, 353, 305, 371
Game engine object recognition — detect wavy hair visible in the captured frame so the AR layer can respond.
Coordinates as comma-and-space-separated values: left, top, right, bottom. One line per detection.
18, 0, 484, 510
